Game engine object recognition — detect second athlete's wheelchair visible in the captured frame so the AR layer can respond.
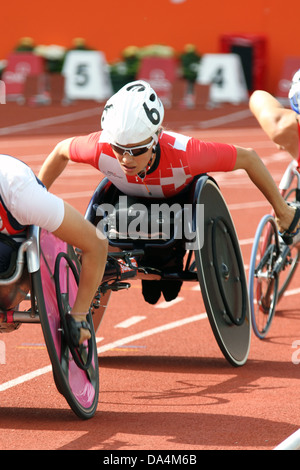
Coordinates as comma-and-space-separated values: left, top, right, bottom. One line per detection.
248, 159, 300, 338
85, 173, 251, 368
0, 227, 99, 420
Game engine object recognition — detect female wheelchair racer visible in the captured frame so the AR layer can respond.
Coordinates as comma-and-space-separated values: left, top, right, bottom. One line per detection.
39, 78, 300, 330
32, 79, 300, 410
84, 170, 252, 368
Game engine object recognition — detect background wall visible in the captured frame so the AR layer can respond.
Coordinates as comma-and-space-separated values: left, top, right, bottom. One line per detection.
1, 0, 299, 94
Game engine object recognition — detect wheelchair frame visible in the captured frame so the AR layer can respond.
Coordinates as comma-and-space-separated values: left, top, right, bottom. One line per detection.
85, 174, 251, 367
0, 226, 99, 420
248, 159, 300, 339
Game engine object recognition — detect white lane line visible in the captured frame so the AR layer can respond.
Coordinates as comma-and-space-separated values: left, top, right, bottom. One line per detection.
284, 287, 300, 297
0, 107, 100, 135
199, 109, 252, 129
239, 238, 254, 246
55, 190, 93, 199
228, 200, 269, 211
0, 365, 52, 392
115, 316, 146, 328
274, 428, 300, 450
97, 313, 208, 355
0, 312, 207, 392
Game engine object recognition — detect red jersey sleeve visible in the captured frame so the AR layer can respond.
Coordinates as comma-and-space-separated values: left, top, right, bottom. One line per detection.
69, 131, 102, 169
187, 137, 237, 174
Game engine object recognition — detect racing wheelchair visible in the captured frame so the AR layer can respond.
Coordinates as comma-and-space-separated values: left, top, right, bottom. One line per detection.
85, 173, 251, 368
0, 226, 99, 419
0, 173, 251, 420
248, 159, 300, 339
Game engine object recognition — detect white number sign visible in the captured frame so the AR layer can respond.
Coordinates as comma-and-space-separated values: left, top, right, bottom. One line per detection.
197, 53, 248, 104
63, 50, 113, 101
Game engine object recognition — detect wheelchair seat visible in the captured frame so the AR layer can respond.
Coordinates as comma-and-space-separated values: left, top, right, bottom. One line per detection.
85, 174, 208, 249
85, 175, 210, 305
84, 173, 252, 366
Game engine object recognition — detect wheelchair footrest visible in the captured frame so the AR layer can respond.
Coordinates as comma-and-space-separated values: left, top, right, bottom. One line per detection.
161, 271, 198, 282
100, 281, 131, 295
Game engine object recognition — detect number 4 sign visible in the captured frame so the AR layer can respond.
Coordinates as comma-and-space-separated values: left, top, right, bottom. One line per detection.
197, 53, 248, 104
62, 50, 113, 102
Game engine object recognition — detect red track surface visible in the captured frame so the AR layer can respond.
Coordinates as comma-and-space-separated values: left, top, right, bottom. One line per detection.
0, 102, 300, 450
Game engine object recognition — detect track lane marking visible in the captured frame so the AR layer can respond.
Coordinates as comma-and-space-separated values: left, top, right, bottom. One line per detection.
96, 313, 208, 355
0, 313, 207, 392
0, 365, 52, 392
0, 229, 257, 391
115, 316, 147, 328
0, 107, 101, 135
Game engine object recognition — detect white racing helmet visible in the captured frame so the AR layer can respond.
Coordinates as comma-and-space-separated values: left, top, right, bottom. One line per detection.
289, 69, 300, 114
101, 80, 164, 145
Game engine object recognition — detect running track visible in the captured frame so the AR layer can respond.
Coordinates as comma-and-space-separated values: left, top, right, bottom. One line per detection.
0, 103, 300, 451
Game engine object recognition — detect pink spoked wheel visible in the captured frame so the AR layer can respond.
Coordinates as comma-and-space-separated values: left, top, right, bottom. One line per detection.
54, 252, 93, 372
31, 229, 99, 419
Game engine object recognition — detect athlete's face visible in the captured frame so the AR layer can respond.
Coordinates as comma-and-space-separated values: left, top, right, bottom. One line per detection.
111, 137, 155, 176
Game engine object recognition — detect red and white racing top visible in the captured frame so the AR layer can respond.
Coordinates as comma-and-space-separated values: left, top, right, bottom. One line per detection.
69, 130, 237, 198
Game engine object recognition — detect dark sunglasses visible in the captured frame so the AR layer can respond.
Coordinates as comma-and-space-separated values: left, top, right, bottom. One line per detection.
110, 137, 154, 157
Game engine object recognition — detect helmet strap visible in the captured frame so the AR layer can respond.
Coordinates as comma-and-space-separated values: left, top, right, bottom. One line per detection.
138, 150, 156, 180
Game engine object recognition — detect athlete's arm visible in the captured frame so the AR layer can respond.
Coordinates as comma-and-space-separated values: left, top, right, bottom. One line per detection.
53, 201, 108, 317
233, 146, 294, 232
8, 166, 108, 302
38, 138, 73, 189
249, 90, 299, 160
14, 167, 108, 344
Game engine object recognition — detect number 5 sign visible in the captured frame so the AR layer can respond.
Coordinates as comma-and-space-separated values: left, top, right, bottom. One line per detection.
197, 53, 248, 104
62, 50, 113, 102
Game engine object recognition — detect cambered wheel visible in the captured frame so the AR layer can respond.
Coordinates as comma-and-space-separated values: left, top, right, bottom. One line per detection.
248, 215, 280, 339
194, 177, 251, 366
33, 229, 99, 419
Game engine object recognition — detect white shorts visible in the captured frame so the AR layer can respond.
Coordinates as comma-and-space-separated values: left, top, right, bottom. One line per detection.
0, 155, 65, 232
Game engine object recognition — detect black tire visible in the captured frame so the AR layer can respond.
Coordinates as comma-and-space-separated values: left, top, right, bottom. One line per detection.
33, 229, 99, 419
193, 177, 251, 367
248, 215, 280, 339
